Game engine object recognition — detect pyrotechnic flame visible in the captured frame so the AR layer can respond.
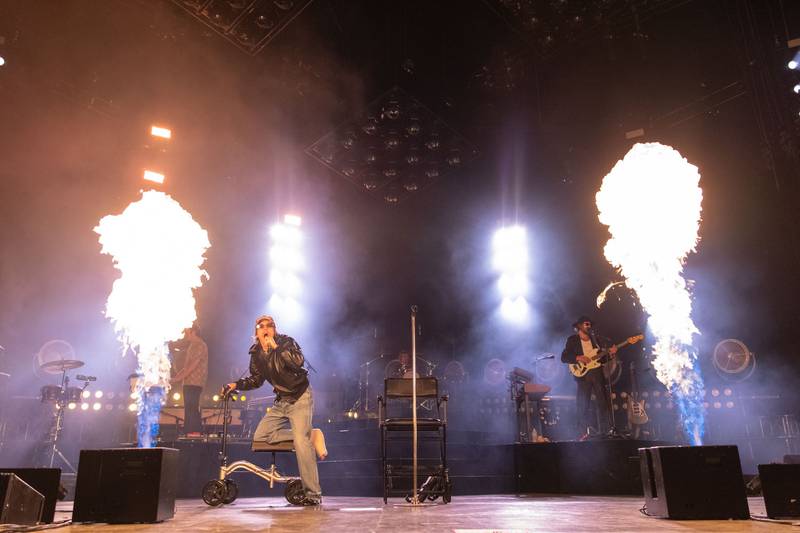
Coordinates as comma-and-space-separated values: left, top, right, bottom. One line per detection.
95, 190, 210, 447
596, 142, 705, 444
596, 281, 626, 309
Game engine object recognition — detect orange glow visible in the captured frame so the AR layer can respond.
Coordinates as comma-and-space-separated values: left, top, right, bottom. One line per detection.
143, 170, 165, 184
150, 126, 172, 139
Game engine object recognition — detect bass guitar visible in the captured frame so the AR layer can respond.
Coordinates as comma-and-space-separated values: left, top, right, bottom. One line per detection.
568, 335, 643, 378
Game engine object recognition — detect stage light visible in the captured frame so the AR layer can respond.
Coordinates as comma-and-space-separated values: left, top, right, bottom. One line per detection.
0, 56, 5, 67
143, 170, 165, 184
105, 404, 113, 411
128, 403, 137, 412
107, 391, 115, 399
498, 272, 528, 298
130, 392, 137, 400
94, 390, 103, 399
240, 395, 246, 401
794, 84, 800, 94
212, 394, 220, 402
172, 392, 181, 401
82, 390, 91, 399
150, 125, 172, 139
269, 216, 305, 320
67, 402, 77, 410
500, 296, 529, 322
711, 388, 720, 397
713, 401, 721, 409
492, 226, 528, 272
93, 402, 102, 411
723, 388, 732, 396
493, 225, 530, 323
789, 59, 798, 70
725, 401, 735, 409
81, 403, 89, 411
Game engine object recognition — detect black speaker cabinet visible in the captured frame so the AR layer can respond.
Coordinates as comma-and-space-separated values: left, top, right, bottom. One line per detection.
0, 473, 45, 525
639, 445, 750, 520
73, 448, 179, 523
758, 463, 800, 519
0, 468, 61, 523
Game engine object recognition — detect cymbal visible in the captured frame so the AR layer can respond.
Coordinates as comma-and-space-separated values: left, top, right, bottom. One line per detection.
40, 359, 84, 373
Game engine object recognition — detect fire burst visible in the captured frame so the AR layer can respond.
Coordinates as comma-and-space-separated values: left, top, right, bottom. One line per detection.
596, 142, 705, 444
95, 190, 210, 447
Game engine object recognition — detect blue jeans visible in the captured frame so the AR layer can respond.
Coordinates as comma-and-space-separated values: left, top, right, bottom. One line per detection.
253, 388, 321, 499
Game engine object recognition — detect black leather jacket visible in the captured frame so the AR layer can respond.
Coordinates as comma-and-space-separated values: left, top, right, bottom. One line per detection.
235, 334, 309, 402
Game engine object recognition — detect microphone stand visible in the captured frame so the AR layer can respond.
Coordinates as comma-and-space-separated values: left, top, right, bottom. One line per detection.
590, 329, 625, 439
410, 305, 419, 505
358, 353, 385, 412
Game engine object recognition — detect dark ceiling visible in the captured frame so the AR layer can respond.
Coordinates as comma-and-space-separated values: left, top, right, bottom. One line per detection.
1, 0, 799, 391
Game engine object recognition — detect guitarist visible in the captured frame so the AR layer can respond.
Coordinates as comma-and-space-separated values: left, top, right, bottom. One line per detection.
561, 316, 617, 439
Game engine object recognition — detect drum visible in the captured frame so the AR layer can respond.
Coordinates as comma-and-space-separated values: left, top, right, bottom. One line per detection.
40, 385, 62, 403
442, 360, 466, 383
66, 386, 83, 403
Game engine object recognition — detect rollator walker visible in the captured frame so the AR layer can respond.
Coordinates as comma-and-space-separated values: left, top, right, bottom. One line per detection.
202, 390, 305, 506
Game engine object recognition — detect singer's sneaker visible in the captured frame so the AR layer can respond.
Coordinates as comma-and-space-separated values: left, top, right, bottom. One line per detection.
311, 428, 328, 460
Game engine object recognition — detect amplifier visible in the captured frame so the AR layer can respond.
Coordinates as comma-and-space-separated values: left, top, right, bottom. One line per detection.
758, 463, 800, 519
73, 447, 179, 523
639, 445, 749, 520
0, 473, 45, 525
0, 468, 60, 523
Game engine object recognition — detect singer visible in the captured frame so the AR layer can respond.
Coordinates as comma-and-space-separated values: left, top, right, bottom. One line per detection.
224, 315, 327, 506
560, 316, 617, 439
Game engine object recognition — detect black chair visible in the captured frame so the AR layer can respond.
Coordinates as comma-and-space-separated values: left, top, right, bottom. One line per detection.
377, 377, 451, 503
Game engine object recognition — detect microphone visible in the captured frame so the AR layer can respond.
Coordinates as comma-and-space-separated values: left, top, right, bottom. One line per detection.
538, 354, 555, 360
77, 375, 97, 382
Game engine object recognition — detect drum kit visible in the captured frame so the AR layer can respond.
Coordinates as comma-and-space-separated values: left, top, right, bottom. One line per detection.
351, 351, 467, 415
37, 358, 96, 473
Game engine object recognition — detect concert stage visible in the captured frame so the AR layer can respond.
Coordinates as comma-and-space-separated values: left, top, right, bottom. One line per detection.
159, 436, 667, 499
51, 495, 780, 532
515, 439, 675, 495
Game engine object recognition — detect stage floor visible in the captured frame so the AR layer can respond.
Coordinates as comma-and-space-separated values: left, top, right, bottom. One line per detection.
51, 495, 791, 532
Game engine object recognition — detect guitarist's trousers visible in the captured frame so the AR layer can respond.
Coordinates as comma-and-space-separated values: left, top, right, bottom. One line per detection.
575, 368, 610, 435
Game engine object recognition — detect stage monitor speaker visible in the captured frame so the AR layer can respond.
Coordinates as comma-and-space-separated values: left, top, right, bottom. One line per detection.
639, 445, 750, 520
758, 463, 800, 519
73, 447, 178, 523
0, 473, 45, 525
0, 468, 61, 524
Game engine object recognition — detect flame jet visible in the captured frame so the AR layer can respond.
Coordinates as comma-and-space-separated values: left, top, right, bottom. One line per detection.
596, 142, 705, 444
95, 190, 210, 447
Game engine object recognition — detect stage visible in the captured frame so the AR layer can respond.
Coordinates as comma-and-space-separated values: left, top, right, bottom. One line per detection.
51, 495, 785, 532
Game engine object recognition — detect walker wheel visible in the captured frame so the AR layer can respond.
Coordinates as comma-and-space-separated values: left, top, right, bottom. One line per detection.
284, 479, 305, 505
202, 480, 225, 506
222, 479, 238, 504
442, 480, 452, 504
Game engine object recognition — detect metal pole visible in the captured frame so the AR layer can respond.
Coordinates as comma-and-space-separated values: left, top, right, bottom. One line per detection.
411, 305, 418, 505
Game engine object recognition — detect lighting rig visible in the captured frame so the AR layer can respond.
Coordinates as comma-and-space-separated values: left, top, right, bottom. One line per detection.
306, 86, 478, 205
171, 0, 314, 56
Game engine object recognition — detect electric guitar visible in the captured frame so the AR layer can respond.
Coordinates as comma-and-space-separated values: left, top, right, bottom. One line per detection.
626, 360, 649, 427
568, 335, 644, 378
